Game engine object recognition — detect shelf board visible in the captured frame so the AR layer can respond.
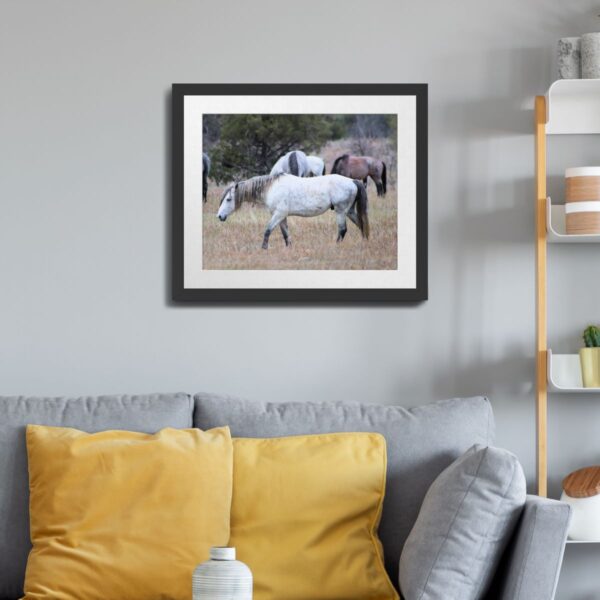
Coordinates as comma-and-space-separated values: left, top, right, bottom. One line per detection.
546, 79, 600, 135
548, 349, 600, 393
546, 197, 600, 243
566, 539, 600, 544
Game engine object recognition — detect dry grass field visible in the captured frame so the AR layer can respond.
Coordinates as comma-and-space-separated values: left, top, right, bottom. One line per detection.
202, 138, 397, 271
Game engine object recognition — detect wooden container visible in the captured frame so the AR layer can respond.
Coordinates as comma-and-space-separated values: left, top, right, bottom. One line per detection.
561, 466, 600, 541
566, 167, 600, 234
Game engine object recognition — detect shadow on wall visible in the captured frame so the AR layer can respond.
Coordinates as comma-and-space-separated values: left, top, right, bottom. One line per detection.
431, 350, 535, 402
437, 178, 535, 246
437, 47, 551, 138
432, 175, 536, 401
555, 543, 600, 600
547, 173, 567, 202
164, 90, 173, 307
425, 46, 553, 408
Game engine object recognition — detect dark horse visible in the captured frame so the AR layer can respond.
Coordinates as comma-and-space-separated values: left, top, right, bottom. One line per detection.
202, 153, 211, 202
331, 154, 387, 197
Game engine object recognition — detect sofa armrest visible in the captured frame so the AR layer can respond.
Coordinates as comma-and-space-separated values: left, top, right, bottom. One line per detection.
489, 495, 571, 600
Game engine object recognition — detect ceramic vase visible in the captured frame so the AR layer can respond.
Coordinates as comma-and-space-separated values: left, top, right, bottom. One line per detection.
580, 347, 600, 387
582, 32, 600, 78
193, 547, 252, 600
558, 37, 581, 79
561, 491, 600, 540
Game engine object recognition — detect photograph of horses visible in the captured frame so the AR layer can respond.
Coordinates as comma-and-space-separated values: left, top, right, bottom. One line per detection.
172, 84, 427, 303
204, 115, 395, 268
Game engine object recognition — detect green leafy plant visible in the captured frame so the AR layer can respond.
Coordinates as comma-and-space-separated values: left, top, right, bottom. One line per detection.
583, 325, 600, 347
204, 114, 396, 184
207, 114, 337, 183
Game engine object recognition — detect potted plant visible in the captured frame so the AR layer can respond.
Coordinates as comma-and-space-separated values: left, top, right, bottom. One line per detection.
580, 325, 600, 387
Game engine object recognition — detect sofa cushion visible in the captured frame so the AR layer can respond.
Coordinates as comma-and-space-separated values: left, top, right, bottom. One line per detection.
193, 394, 494, 587
0, 393, 192, 600
231, 433, 398, 600
23, 425, 232, 600
399, 445, 526, 600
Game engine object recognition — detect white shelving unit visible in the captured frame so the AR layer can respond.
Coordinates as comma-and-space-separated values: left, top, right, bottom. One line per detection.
546, 197, 600, 243
537, 80, 600, 567
536, 80, 600, 499
547, 350, 600, 393
545, 79, 600, 134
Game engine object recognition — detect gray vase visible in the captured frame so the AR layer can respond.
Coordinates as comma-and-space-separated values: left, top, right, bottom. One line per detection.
557, 37, 581, 79
193, 547, 253, 600
582, 32, 600, 78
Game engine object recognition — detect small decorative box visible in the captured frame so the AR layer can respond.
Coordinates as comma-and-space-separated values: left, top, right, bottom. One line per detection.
565, 167, 600, 235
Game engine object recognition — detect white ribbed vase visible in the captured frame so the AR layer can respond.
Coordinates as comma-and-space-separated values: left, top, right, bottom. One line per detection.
193, 547, 252, 600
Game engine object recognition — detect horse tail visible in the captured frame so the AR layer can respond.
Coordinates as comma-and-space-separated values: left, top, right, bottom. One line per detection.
381, 162, 387, 195
331, 155, 344, 175
289, 151, 299, 176
202, 154, 208, 202
353, 180, 369, 240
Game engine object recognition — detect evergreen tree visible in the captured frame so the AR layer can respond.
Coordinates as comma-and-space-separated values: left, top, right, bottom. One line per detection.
207, 114, 334, 183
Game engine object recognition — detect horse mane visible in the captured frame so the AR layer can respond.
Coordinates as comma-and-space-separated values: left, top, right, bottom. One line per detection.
235, 174, 284, 205
331, 154, 348, 174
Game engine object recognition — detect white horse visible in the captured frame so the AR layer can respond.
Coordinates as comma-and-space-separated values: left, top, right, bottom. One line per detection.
306, 155, 326, 177
217, 174, 369, 249
270, 150, 310, 177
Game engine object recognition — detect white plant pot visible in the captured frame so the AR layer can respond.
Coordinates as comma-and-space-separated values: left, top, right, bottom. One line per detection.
560, 492, 600, 541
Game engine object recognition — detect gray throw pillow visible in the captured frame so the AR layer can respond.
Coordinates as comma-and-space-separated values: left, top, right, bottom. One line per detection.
399, 445, 526, 600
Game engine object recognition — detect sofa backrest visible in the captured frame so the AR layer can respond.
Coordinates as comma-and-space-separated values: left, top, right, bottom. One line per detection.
0, 393, 494, 597
194, 394, 495, 588
0, 393, 193, 600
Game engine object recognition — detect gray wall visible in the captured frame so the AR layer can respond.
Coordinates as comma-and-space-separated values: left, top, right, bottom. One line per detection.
1, 1, 598, 597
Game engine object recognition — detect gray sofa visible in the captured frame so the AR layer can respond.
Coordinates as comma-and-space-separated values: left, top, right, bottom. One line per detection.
0, 393, 570, 600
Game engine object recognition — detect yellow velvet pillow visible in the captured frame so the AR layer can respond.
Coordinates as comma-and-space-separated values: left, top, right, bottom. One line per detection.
230, 433, 399, 600
23, 425, 233, 600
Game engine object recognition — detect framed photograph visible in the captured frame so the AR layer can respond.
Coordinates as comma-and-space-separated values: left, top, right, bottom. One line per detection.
172, 84, 427, 303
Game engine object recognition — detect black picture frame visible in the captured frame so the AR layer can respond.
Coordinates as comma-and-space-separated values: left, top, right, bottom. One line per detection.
172, 83, 428, 304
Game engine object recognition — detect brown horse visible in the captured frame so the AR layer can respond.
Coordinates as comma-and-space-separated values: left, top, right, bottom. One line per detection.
331, 154, 387, 197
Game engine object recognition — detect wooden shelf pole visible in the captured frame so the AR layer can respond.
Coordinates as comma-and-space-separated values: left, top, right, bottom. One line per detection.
535, 95, 548, 497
